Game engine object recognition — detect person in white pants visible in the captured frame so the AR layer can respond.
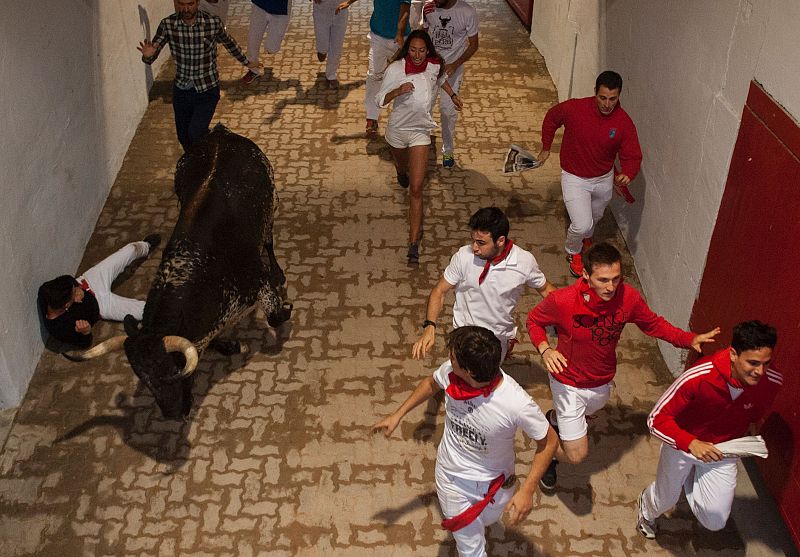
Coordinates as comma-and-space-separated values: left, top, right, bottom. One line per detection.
314, 0, 349, 87
337, 0, 411, 136
637, 321, 781, 539
241, 0, 293, 83
199, 0, 230, 23
38, 235, 161, 348
424, 0, 479, 168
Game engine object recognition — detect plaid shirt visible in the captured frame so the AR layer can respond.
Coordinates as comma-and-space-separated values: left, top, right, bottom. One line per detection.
142, 11, 248, 92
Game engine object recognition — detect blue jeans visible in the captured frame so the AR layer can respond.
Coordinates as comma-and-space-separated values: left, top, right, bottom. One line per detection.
172, 84, 220, 150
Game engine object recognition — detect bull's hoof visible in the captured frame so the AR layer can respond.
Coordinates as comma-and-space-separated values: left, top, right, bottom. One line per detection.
267, 302, 293, 327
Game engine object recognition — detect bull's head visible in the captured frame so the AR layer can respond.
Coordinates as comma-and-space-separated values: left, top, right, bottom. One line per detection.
63, 316, 199, 419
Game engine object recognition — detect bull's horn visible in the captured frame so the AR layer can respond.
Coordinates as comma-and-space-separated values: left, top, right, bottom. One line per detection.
162, 336, 199, 377
62, 335, 126, 362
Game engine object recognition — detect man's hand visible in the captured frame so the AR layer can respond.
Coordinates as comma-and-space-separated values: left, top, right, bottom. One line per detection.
614, 173, 631, 187
137, 39, 158, 58
506, 488, 534, 525
75, 320, 92, 335
335, 0, 351, 13
412, 327, 436, 359
542, 348, 567, 374
450, 94, 463, 111
536, 149, 550, 165
394, 32, 405, 47
72, 287, 85, 304
372, 413, 402, 438
690, 327, 721, 353
688, 439, 724, 463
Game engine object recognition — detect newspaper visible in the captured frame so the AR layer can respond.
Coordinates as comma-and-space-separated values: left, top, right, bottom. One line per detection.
502, 144, 541, 173
714, 435, 769, 459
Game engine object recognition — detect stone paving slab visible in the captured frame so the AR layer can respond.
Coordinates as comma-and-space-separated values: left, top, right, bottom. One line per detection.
0, 1, 796, 556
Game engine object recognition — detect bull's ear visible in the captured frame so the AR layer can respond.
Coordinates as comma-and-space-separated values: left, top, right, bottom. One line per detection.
123, 315, 141, 337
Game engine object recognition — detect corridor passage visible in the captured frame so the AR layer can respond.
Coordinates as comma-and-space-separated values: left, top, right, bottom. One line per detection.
0, 1, 792, 555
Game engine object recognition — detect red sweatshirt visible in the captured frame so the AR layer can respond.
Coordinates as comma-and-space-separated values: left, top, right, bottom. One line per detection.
648, 349, 782, 452
526, 279, 695, 388
541, 96, 642, 180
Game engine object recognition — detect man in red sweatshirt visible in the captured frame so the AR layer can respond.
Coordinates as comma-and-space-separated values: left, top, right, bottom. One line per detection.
526, 242, 720, 491
537, 71, 642, 277
636, 320, 781, 539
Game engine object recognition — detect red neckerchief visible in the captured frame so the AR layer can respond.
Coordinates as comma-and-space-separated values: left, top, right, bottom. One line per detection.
404, 55, 439, 75
446, 372, 502, 401
715, 348, 745, 389
79, 278, 95, 296
478, 240, 514, 285
577, 276, 622, 312
441, 473, 505, 531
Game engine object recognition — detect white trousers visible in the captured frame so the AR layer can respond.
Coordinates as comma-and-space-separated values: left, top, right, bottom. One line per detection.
549, 375, 613, 441
199, 0, 230, 24
365, 33, 399, 121
247, 1, 292, 67
409, 0, 425, 29
439, 64, 465, 155
641, 443, 738, 531
312, 0, 348, 80
560, 168, 614, 255
436, 466, 514, 557
79, 241, 150, 322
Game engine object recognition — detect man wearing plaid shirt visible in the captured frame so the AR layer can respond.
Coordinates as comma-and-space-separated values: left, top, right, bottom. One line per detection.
138, 0, 256, 150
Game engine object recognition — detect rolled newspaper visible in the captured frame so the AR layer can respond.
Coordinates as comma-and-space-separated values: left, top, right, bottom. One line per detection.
503, 144, 541, 173
714, 435, 768, 459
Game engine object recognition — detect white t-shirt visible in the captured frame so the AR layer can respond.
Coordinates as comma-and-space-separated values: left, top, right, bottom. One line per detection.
434, 361, 550, 481
443, 244, 546, 341
377, 59, 446, 133
424, 0, 479, 64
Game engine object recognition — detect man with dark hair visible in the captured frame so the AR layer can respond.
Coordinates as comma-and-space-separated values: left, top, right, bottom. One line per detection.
138, 0, 256, 150
375, 325, 558, 556
536, 70, 643, 277
38, 235, 160, 348
526, 242, 720, 490
412, 207, 555, 361
637, 320, 781, 539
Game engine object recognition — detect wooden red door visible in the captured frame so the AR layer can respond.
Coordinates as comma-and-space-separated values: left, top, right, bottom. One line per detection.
506, 0, 533, 29
690, 81, 800, 548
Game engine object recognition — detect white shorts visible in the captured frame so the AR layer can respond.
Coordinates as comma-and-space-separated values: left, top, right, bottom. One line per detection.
435, 466, 515, 557
384, 127, 431, 149
549, 374, 613, 441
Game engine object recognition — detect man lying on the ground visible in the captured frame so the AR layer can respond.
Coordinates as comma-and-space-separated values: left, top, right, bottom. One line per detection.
38, 235, 160, 348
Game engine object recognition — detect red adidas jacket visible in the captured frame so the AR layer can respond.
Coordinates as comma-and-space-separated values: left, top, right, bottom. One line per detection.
648, 349, 782, 452
541, 96, 642, 180
526, 279, 695, 388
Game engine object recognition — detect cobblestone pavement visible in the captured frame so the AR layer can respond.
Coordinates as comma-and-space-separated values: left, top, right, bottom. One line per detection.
0, 1, 795, 556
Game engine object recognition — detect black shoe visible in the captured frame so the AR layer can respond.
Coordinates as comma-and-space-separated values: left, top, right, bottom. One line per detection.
407, 243, 420, 264
546, 408, 560, 435
397, 172, 409, 188
540, 459, 558, 492
143, 233, 161, 252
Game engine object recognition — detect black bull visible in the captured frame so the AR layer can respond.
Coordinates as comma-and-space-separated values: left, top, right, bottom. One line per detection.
66, 125, 292, 418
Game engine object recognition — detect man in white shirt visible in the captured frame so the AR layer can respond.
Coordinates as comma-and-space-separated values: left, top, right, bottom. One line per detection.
375, 326, 558, 557
424, 0, 479, 168
412, 207, 555, 361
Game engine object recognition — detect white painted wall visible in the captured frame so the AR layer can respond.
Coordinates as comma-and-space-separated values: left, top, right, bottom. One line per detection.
530, 0, 604, 100
0, 0, 172, 407
531, 0, 800, 373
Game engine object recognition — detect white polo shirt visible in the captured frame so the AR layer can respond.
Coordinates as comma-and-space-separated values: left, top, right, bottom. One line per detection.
443, 244, 546, 341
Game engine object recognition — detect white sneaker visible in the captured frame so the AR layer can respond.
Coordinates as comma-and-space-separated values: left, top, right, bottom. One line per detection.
636, 489, 657, 539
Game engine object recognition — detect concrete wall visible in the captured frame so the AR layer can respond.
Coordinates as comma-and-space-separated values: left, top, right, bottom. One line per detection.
0, 1, 172, 407
531, 0, 800, 373
530, 0, 604, 100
